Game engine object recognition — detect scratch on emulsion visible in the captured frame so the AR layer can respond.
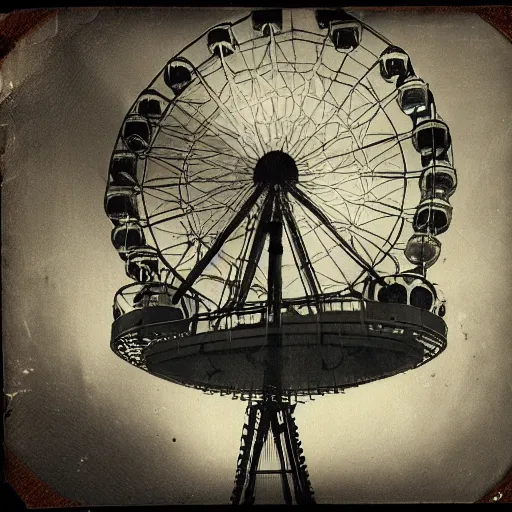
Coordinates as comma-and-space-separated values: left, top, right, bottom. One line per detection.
22, 318, 32, 340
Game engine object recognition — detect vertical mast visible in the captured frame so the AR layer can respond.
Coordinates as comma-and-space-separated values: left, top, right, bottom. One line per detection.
264, 187, 284, 392
231, 184, 316, 506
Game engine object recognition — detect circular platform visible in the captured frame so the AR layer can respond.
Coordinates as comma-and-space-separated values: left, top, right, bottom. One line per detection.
111, 300, 447, 395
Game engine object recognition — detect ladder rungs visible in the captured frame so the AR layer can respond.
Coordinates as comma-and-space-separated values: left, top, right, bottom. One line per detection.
255, 469, 293, 475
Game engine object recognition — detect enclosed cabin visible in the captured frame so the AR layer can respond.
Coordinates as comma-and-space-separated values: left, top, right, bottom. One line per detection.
207, 24, 238, 58
379, 45, 429, 119
412, 154, 456, 237
410, 91, 451, 163
404, 232, 442, 269
136, 89, 169, 120
379, 45, 414, 84
404, 86, 454, 237
379, 44, 431, 120
433, 287, 446, 318
125, 245, 160, 283
413, 197, 452, 237
365, 271, 444, 316
105, 150, 141, 228
117, 89, 168, 162
105, 186, 140, 225
316, 9, 362, 52
419, 158, 457, 203
111, 221, 146, 260
412, 156, 457, 236
108, 151, 138, 187
251, 9, 282, 36
164, 58, 194, 96
397, 77, 429, 117
118, 282, 197, 334
413, 117, 451, 162
122, 114, 152, 154
111, 281, 199, 366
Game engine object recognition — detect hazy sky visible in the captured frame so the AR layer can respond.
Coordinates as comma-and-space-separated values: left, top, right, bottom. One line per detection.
2, 8, 512, 505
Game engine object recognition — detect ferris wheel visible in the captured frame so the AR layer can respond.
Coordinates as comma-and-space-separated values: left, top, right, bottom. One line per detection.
105, 8, 456, 505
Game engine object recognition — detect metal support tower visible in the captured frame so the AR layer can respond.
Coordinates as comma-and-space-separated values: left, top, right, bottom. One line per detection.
231, 187, 316, 505
230, 398, 316, 505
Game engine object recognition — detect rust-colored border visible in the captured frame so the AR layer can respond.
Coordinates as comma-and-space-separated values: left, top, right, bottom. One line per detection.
0, 5, 511, 507
478, 469, 512, 503
0, 10, 57, 64
4, 449, 82, 507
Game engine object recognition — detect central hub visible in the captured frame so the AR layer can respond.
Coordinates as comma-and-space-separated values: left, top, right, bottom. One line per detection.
253, 150, 299, 185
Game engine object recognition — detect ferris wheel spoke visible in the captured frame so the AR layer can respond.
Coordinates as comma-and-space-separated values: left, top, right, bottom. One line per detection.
182, 181, 247, 213
273, 34, 311, 99
310, 71, 385, 134
364, 77, 408, 170
268, 29, 294, 131
166, 99, 235, 140
354, 216, 405, 272
298, 183, 359, 228
269, 26, 280, 95
368, 145, 404, 169
290, 71, 358, 154
284, 32, 331, 147
348, 90, 397, 130
356, 212, 401, 229
169, 101, 253, 163
306, 131, 411, 172
288, 103, 350, 158
311, 170, 377, 191
193, 65, 262, 156
293, 83, 396, 163
235, 187, 275, 308
172, 183, 267, 304
164, 243, 195, 288
145, 208, 200, 227
337, 194, 404, 219
202, 250, 240, 308
146, 154, 191, 176
347, 232, 375, 270
220, 54, 267, 155
239, 44, 274, 127
197, 183, 257, 241
221, 210, 259, 310
326, 176, 404, 204
313, 52, 350, 108
294, 129, 352, 164
359, 169, 421, 180
280, 190, 322, 298
286, 184, 382, 281
347, 221, 398, 265
353, 219, 403, 259
368, 181, 405, 206
295, 206, 353, 292
335, 59, 380, 120
294, 98, 397, 166
142, 186, 181, 208
149, 144, 243, 166
357, 40, 380, 60
291, 114, 351, 164
186, 169, 250, 184
248, 41, 301, 146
